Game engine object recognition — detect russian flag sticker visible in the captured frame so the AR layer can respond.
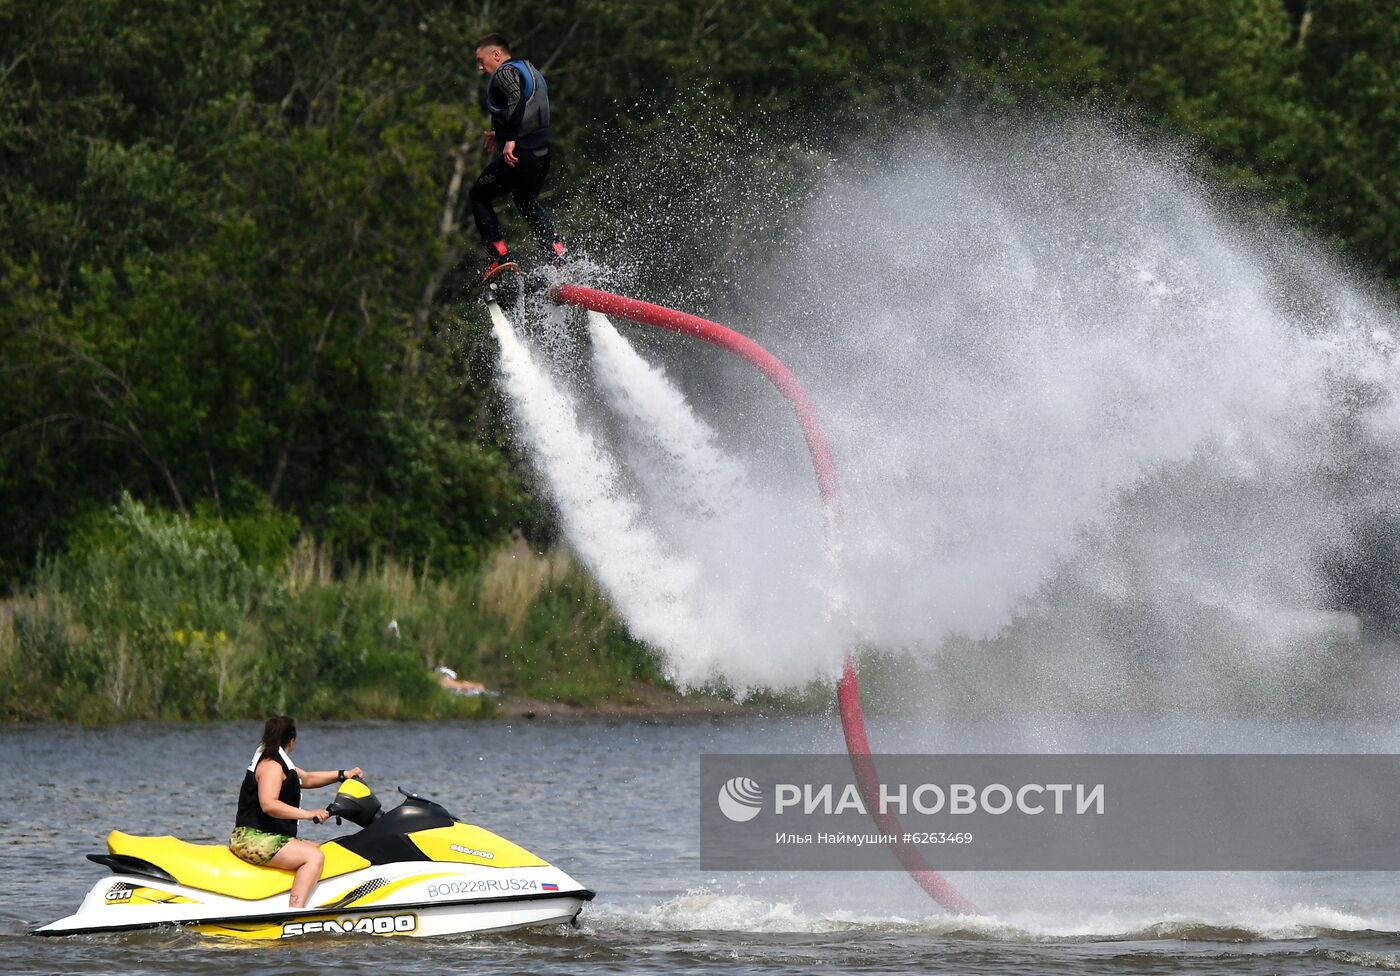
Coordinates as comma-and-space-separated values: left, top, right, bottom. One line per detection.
541, 882, 559, 891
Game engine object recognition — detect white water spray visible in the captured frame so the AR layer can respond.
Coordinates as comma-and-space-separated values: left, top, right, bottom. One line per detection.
486, 305, 716, 674
586, 310, 748, 523
491, 302, 845, 690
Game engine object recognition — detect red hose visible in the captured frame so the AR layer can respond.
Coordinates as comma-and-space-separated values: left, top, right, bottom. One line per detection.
550, 283, 979, 915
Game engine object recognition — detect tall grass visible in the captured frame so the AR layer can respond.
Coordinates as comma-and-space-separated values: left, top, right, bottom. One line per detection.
0, 601, 15, 684
0, 495, 666, 722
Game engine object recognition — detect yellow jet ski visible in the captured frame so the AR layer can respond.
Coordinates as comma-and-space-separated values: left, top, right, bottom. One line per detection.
33, 779, 593, 940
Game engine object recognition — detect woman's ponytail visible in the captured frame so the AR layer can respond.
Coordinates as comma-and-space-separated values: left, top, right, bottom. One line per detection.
259, 715, 297, 758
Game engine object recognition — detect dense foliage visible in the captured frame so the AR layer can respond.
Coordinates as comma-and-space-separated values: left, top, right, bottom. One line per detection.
2, 0, 1396, 588
0, 495, 662, 720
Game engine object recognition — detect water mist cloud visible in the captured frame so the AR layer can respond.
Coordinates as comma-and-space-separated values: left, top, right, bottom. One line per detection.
752, 117, 1400, 710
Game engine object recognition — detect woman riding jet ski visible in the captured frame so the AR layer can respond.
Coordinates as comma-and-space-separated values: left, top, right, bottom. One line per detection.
229, 716, 366, 909
33, 718, 593, 940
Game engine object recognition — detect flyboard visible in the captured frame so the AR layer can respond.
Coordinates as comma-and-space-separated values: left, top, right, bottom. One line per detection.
484, 280, 979, 916
481, 262, 521, 308
481, 262, 556, 310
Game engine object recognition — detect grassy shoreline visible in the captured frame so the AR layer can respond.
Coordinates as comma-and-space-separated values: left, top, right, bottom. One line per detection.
1, 495, 709, 724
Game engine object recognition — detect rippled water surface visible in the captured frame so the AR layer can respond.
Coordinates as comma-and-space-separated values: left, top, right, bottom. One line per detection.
6, 717, 1400, 974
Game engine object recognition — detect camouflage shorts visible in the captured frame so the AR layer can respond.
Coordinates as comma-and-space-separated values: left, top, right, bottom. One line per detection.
229, 825, 292, 866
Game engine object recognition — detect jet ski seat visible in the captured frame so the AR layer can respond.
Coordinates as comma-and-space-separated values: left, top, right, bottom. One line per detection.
107, 831, 370, 900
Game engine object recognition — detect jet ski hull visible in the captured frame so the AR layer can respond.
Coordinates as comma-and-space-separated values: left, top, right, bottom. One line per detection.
34, 863, 593, 940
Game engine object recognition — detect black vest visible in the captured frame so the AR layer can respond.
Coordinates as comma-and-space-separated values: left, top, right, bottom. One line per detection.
485, 59, 550, 151
235, 749, 301, 836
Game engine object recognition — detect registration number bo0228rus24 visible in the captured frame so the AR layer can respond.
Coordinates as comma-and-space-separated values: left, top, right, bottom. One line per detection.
282, 914, 417, 937
427, 877, 540, 897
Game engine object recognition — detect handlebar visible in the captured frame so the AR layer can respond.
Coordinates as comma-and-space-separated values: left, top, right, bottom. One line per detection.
325, 777, 366, 825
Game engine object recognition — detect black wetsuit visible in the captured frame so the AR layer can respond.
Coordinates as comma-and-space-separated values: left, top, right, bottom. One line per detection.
470, 59, 561, 257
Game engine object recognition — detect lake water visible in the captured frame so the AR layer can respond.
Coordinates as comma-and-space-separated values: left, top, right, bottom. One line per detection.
5, 716, 1400, 974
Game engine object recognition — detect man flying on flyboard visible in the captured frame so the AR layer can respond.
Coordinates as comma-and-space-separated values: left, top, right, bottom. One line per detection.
469, 33, 567, 294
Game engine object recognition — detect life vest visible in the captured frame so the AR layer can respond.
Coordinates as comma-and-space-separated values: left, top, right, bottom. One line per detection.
485, 58, 550, 150
234, 747, 301, 837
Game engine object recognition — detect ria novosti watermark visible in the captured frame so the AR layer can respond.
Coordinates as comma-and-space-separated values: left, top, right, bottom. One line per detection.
700, 755, 1400, 870
755, 777, 1104, 817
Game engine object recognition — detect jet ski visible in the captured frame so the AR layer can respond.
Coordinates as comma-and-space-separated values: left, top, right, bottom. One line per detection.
33, 778, 593, 940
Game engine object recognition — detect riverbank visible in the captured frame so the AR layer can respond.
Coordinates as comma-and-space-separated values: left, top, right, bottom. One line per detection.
495, 680, 750, 720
